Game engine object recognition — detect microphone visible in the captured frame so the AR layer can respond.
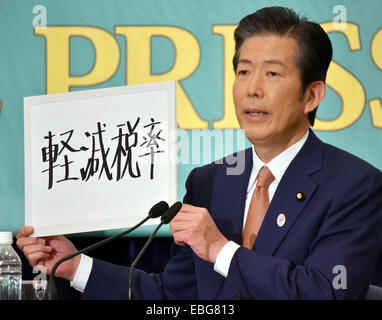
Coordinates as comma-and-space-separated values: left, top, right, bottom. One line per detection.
46, 201, 169, 300
128, 201, 182, 300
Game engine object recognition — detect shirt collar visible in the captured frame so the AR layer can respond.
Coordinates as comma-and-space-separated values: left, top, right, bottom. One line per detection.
247, 130, 310, 192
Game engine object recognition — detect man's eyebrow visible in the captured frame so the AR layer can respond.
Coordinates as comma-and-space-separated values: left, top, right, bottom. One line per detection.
237, 58, 287, 67
263, 59, 286, 67
237, 58, 252, 65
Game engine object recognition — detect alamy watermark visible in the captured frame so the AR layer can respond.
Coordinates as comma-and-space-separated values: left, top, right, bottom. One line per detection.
32, 265, 47, 299
332, 265, 347, 290
32, 5, 47, 28
332, 5, 347, 29
176, 129, 247, 176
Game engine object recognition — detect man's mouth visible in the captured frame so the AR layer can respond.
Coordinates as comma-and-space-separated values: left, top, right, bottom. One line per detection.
246, 111, 268, 116
244, 108, 269, 117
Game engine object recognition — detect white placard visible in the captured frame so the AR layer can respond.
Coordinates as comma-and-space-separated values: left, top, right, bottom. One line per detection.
24, 81, 177, 236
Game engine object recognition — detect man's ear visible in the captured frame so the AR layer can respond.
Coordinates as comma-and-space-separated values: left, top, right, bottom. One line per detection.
303, 81, 326, 115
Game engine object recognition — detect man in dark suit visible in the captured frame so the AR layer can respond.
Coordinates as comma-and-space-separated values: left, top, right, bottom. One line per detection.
17, 6, 382, 299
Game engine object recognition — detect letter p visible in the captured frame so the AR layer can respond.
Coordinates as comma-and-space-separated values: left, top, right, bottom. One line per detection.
35, 26, 120, 94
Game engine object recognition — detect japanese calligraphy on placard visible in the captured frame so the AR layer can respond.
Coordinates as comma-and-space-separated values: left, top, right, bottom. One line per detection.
24, 81, 177, 236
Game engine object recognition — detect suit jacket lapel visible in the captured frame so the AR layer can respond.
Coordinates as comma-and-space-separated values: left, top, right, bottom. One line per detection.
254, 130, 324, 256
211, 148, 253, 243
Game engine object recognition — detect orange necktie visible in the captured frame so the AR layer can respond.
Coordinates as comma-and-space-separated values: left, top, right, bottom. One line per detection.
242, 166, 275, 249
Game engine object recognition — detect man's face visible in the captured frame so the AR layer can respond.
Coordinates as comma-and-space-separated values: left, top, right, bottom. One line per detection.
233, 35, 311, 158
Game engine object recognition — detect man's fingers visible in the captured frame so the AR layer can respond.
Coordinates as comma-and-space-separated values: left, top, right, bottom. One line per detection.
16, 237, 45, 251
171, 208, 197, 223
170, 218, 198, 235
16, 226, 34, 239
173, 230, 188, 246
177, 204, 209, 219
23, 243, 51, 256
23, 245, 52, 267
174, 240, 186, 246
27, 252, 51, 268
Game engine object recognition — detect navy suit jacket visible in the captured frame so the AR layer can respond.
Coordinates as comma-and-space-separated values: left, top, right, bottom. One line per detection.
83, 130, 382, 299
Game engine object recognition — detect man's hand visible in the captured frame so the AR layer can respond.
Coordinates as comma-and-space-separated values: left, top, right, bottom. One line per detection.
16, 226, 80, 281
170, 204, 228, 263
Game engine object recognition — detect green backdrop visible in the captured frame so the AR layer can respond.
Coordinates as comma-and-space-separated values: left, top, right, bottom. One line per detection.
0, 0, 381, 236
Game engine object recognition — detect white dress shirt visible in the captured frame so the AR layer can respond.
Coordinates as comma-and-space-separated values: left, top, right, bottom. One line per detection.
71, 130, 310, 292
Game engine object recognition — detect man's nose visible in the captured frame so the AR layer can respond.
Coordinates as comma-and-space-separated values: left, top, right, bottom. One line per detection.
247, 73, 264, 98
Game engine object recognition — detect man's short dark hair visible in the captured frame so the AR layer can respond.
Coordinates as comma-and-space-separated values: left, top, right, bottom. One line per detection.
233, 6, 333, 126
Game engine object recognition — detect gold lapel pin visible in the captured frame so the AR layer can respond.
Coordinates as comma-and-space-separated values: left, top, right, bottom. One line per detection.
296, 192, 305, 201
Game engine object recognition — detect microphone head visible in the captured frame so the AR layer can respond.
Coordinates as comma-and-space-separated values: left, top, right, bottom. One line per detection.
161, 201, 182, 224
148, 201, 169, 218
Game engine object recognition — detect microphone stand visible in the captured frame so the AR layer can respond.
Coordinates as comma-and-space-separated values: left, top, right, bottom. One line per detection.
46, 201, 169, 300
127, 223, 163, 300
128, 201, 182, 300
